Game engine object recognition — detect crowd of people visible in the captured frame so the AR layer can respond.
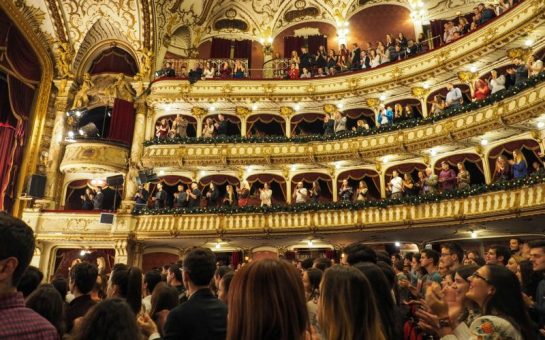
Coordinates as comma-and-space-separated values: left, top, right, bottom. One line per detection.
79, 187, 103, 210
2, 212, 545, 340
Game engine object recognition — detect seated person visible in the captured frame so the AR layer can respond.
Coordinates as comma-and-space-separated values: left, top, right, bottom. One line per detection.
219, 62, 232, 79
233, 60, 246, 79
157, 62, 175, 77
188, 64, 203, 84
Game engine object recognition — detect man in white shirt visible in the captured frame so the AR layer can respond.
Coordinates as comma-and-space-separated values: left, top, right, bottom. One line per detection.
293, 182, 308, 203
389, 170, 404, 199
259, 183, 273, 207
445, 83, 463, 108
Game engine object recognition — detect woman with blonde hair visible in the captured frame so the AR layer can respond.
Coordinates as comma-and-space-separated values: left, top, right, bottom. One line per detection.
456, 162, 471, 189
226, 259, 309, 340
318, 265, 385, 340
509, 149, 528, 179
237, 180, 251, 207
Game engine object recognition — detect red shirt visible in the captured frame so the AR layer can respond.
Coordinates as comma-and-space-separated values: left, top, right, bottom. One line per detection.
0, 292, 59, 340
474, 84, 490, 101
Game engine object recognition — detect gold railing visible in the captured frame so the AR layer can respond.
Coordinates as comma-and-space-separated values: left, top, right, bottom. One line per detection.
23, 182, 545, 239
142, 79, 545, 167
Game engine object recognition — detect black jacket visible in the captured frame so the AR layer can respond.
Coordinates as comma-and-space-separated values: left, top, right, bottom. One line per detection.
163, 289, 227, 340
323, 120, 334, 135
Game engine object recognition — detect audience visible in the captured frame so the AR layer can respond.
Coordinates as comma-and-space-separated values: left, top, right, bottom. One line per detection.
66, 261, 98, 332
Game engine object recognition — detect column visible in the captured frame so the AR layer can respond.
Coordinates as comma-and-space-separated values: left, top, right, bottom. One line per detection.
411, 87, 429, 118
280, 107, 293, 138
192, 107, 206, 138
285, 117, 291, 138
263, 52, 273, 79
481, 154, 492, 184
286, 177, 292, 204
236, 106, 250, 137
44, 80, 74, 208
332, 173, 339, 202
241, 116, 247, 137
420, 98, 429, 118
144, 106, 155, 140
379, 171, 387, 199
121, 91, 148, 211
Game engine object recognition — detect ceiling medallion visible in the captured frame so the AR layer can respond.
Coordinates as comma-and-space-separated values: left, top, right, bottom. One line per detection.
295, 0, 307, 10
225, 9, 237, 19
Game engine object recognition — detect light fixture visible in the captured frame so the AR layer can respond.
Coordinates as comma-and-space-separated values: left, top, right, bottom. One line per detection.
75, 110, 82, 117
244, 256, 249, 261
209, 105, 216, 112
537, 121, 545, 129
337, 103, 344, 110
80, 250, 86, 256
480, 139, 488, 146
430, 148, 437, 156
409, 0, 429, 25
215, 242, 221, 249
158, 170, 165, 176
525, 39, 534, 47
335, 162, 342, 169
252, 103, 258, 111
90, 179, 105, 187
470, 65, 478, 73
423, 82, 430, 89
395, 241, 401, 247
78, 129, 84, 136
471, 230, 478, 239
382, 155, 390, 164
67, 131, 75, 138
336, 19, 350, 46
379, 94, 387, 101
294, 104, 301, 111
307, 240, 314, 247
290, 164, 297, 171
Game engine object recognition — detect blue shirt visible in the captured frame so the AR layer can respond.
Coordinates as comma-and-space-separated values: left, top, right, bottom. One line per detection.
512, 160, 527, 178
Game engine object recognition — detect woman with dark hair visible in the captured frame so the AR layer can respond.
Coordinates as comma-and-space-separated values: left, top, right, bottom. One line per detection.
107, 264, 143, 315
425, 264, 535, 339
302, 268, 322, 330
318, 265, 385, 340
226, 259, 309, 340
218, 271, 234, 305
353, 262, 401, 340
25, 284, 65, 337
444, 265, 481, 327
149, 282, 178, 336
73, 298, 142, 340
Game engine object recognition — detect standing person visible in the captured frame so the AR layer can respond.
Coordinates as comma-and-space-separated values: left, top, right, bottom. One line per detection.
402, 173, 416, 197
388, 170, 403, 199
510, 238, 523, 256
259, 183, 273, 207
445, 83, 463, 108
163, 248, 227, 340
424, 167, 438, 194
80, 187, 94, 210
107, 265, 142, 315
66, 262, 99, 333
493, 155, 511, 182
419, 249, 442, 296
0, 213, 58, 340
440, 243, 464, 274
509, 149, 528, 179
134, 184, 149, 210
333, 111, 347, 133
355, 180, 368, 201
438, 161, 457, 192
338, 179, 353, 201
205, 183, 219, 207
309, 180, 321, 203
323, 114, 334, 135
237, 181, 250, 207
529, 240, 545, 332
215, 114, 229, 136
222, 185, 237, 206
172, 114, 188, 137
456, 162, 471, 189
202, 118, 215, 138
93, 186, 104, 210
166, 264, 186, 304
173, 184, 188, 208
187, 182, 202, 208
152, 183, 167, 209
350, 43, 362, 70
485, 245, 511, 266
488, 69, 506, 94
302, 268, 322, 331
142, 270, 162, 313
293, 181, 309, 204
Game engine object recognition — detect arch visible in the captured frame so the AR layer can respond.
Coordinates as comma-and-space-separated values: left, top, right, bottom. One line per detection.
167, 25, 192, 57
246, 173, 287, 204
487, 139, 541, 177
63, 179, 123, 211
426, 83, 471, 112
199, 174, 241, 207
147, 175, 193, 209
75, 105, 112, 139
343, 108, 375, 129
88, 47, 139, 76
202, 113, 241, 136
74, 18, 139, 76
272, 21, 337, 58
433, 153, 485, 186
345, 0, 413, 19
292, 172, 333, 201
385, 162, 427, 183
246, 113, 285, 137
337, 168, 381, 200
384, 98, 423, 120
291, 112, 325, 135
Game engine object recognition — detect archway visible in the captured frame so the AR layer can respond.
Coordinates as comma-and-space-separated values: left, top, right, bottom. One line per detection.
246, 173, 287, 205
291, 112, 325, 136
88, 47, 138, 76
343, 108, 375, 129
433, 153, 485, 186
246, 114, 285, 137
64, 179, 123, 211
199, 174, 240, 207
203, 114, 241, 136
426, 84, 471, 112
384, 98, 423, 120
291, 172, 333, 202
148, 175, 193, 208
337, 168, 381, 200
487, 139, 541, 178
154, 114, 198, 138
385, 163, 427, 184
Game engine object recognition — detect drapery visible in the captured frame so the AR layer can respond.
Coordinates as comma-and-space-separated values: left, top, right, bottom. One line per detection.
337, 169, 381, 198
89, 47, 138, 76
307, 35, 327, 55
246, 173, 287, 202
234, 40, 252, 65
292, 172, 333, 199
488, 139, 540, 174
156, 114, 197, 137
231, 251, 241, 269
211, 38, 232, 58
247, 114, 286, 135
199, 175, 240, 187
385, 163, 427, 182
108, 98, 135, 145
205, 114, 241, 125
54, 248, 115, 277
434, 153, 484, 174
426, 84, 471, 110
291, 113, 325, 135
284, 36, 306, 58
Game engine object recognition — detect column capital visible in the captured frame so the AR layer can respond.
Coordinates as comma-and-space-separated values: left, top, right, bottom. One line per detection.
411, 86, 430, 100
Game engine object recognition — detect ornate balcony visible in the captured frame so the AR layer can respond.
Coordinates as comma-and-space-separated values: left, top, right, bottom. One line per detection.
60, 141, 129, 174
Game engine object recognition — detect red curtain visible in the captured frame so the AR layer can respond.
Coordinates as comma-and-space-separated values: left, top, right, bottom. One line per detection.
231, 251, 241, 269
385, 163, 427, 182
307, 35, 327, 55
247, 114, 286, 134
234, 40, 252, 65
343, 109, 375, 119
4, 24, 41, 82
434, 153, 484, 174
199, 175, 240, 187
488, 139, 540, 173
89, 47, 138, 76
211, 38, 232, 58
0, 124, 17, 209
337, 169, 381, 196
108, 98, 135, 145
283, 36, 305, 58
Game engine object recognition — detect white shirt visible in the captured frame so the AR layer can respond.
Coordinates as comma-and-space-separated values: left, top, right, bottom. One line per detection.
260, 189, 272, 207
390, 176, 403, 194
295, 187, 308, 203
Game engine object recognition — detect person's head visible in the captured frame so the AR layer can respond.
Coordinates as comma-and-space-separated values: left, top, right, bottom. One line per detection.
440, 242, 464, 270
107, 265, 142, 315
214, 265, 233, 291
218, 271, 234, 304
182, 247, 216, 289
191, 182, 198, 190
411, 253, 421, 270
425, 167, 433, 176
150, 281, 178, 318
26, 284, 65, 336
167, 263, 183, 286
353, 262, 396, 340
457, 162, 465, 171
342, 242, 377, 265
73, 298, 141, 340
529, 240, 545, 272
263, 183, 269, 190
513, 149, 523, 162
51, 275, 69, 302
69, 262, 98, 295
420, 249, 440, 269
157, 182, 163, 190
17, 266, 43, 298
218, 114, 225, 121
509, 238, 522, 252
318, 265, 385, 340
226, 259, 308, 340
485, 245, 510, 265
177, 184, 184, 192
143, 270, 162, 296
441, 161, 450, 171
451, 264, 479, 301
297, 181, 304, 189
0, 213, 35, 292
392, 170, 399, 178
165, 62, 172, 68
466, 264, 533, 339
313, 257, 331, 271
302, 267, 322, 300
446, 82, 454, 90
506, 256, 524, 274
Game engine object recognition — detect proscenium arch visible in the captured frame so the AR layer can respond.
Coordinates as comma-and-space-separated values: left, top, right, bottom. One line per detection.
0, 1, 54, 216
345, 1, 413, 20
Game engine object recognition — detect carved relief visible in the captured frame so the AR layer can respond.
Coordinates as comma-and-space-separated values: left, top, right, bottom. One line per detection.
60, 143, 129, 173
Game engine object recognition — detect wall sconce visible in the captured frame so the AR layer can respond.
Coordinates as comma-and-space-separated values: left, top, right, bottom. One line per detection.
259, 27, 274, 54
336, 20, 349, 46
409, 1, 429, 25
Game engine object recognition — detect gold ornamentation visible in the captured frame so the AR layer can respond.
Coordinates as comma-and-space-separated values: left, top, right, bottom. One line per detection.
191, 107, 208, 118
411, 87, 429, 99
134, 47, 154, 81
108, 73, 136, 102
366, 98, 380, 108
506, 48, 532, 60
279, 106, 294, 117
55, 42, 75, 79
71, 73, 94, 109
323, 104, 337, 114
457, 71, 477, 84
235, 106, 251, 117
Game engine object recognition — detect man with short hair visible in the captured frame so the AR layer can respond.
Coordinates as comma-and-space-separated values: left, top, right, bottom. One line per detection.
142, 270, 163, 312
93, 186, 104, 210
528, 240, 545, 331
389, 170, 403, 199
215, 114, 229, 136
0, 213, 58, 339
485, 244, 511, 265
66, 262, 99, 332
445, 83, 463, 108
440, 242, 463, 273
167, 264, 186, 303
419, 249, 442, 296
313, 257, 332, 271
510, 238, 523, 256
163, 247, 227, 340
187, 182, 202, 208
342, 242, 377, 265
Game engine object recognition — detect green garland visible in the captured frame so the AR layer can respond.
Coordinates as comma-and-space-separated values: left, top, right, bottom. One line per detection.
143, 72, 545, 146
133, 172, 545, 216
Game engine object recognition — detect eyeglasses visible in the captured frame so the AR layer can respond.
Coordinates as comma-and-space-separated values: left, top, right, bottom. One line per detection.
470, 271, 492, 284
